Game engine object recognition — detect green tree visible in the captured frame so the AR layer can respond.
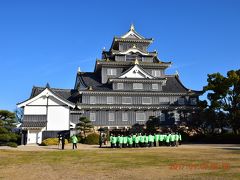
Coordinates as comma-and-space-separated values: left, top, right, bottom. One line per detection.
204, 70, 240, 134
76, 117, 93, 138
146, 116, 160, 133
0, 110, 19, 147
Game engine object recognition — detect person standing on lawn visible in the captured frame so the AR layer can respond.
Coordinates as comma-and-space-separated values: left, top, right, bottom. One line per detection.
71, 134, 78, 149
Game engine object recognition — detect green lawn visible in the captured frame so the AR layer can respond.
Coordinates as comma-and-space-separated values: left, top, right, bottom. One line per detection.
0, 146, 239, 179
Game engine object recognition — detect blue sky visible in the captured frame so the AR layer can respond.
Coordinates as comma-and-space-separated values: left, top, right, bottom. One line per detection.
0, 0, 239, 111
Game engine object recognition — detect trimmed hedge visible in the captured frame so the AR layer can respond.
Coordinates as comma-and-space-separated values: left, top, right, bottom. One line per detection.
41, 138, 68, 146
84, 133, 99, 145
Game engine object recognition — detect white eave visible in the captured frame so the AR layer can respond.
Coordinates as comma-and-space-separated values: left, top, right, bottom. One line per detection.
17, 88, 75, 108
117, 48, 149, 56
118, 64, 154, 79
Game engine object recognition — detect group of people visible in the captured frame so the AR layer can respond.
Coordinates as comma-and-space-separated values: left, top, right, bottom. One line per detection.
108, 133, 182, 148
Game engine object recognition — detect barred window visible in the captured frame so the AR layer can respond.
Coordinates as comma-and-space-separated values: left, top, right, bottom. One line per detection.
90, 112, 96, 121
142, 97, 152, 104
136, 112, 146, 121
152, 70, 161, 77
178, 98, 185, 105
133, 83, 143, 90
107, 68, 117, 75
107, 97, 114, 104
190, 98, 197, 105
159, 97, 169, 104
108, 112, 115, 121
117, 83, 124, 89
122, 112, 128, 121
122, 97, 132, 104
90, 96, 96, 104
152, 84, 158, 90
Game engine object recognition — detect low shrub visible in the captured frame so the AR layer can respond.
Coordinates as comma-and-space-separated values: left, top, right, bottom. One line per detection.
84, 133, 99, 145
6, 142, 18, 148
41, 138, 68, 146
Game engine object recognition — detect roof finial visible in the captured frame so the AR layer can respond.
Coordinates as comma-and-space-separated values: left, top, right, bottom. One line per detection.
130, 23, 135, 31
134, 57, 139, 65
175, 70, 179, 77
77, 67, 81, 73
46, 83, 50, 88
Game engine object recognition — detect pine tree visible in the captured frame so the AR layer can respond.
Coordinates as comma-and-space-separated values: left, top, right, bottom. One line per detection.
76, 117, 93, 138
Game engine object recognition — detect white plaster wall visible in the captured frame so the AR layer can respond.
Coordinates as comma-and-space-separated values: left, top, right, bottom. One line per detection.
47, 106, 69, 131
24, 106, 46, 115
28, 96, 47, 105
27, 130, 43, 144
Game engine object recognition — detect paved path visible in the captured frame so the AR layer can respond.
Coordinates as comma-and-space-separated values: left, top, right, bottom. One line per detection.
0, 143, 240, 151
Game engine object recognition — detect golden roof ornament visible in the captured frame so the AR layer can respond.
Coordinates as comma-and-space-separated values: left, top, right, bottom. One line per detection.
134, 57, 139, 65
88, 86, 93, 91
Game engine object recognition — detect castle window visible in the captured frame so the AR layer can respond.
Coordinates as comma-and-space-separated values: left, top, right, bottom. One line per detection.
136, 112, 146, 121
152, 83, 158, 90
133, 83, 143, 90
142, 97, 152, 104
107, 68, 117, 75
90, 96, 96, 104
90, 112, 96, 121
190, 98, 197, 105
159, 97, 169, 104
117, 83, 124, 89
122, 97, 132, 104
122, 112, 128, 121
108, 112, 115, 121
152, 70, 161, 77
178, 98, 185, 105
107, 97, 114, 104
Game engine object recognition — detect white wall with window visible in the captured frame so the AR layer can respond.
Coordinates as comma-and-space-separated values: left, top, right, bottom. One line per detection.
90, 112, 96, 121
152, 83, 158, 90
107, 96, 114, 104
108, 112, 115, 121
159, 97, 169, 104
107, 68, 117, 75
136, 112, 146, 121
152, 70, 161, 77
90, 96, 96, 104
122, 112, 128, 121
117, 83, 124, 90
142, 97, 152, 104
133, 83, 143, 90
122, 97, 132, 104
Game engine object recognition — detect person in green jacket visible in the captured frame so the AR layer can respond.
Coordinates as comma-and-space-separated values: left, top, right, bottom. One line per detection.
165, 133, 170, 146
135, 134, 139, 148
118, 135, 123, 148
148, 134, 154, 147
71, 134, 78, 149
159, 134, 164, 146
128, 135, 133, 148
112, 135, 117, 148
123, 135, 128, 148
144, 133, 149, 147
139, 133, 144, 147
